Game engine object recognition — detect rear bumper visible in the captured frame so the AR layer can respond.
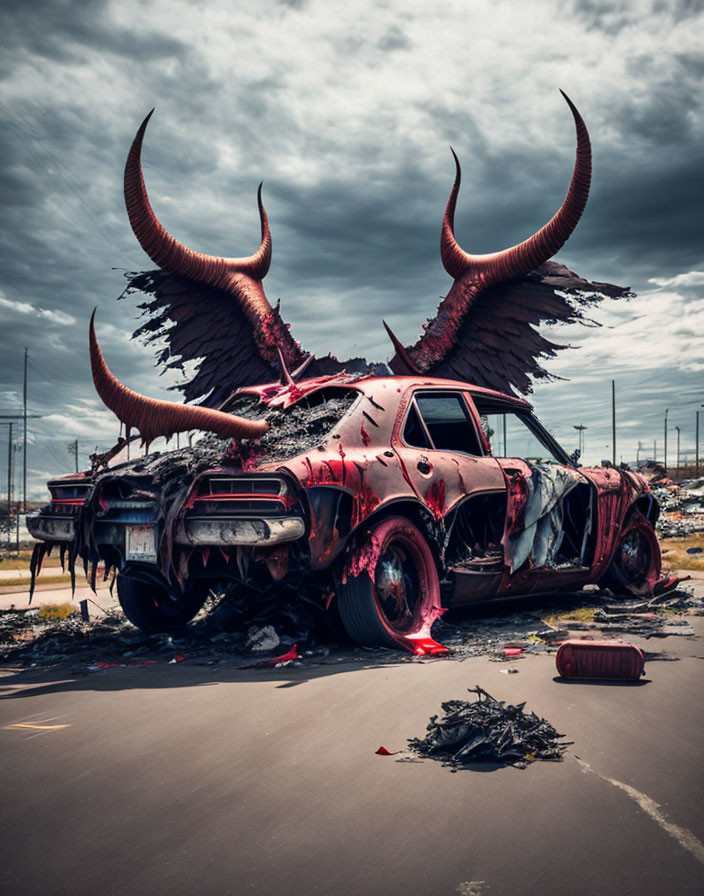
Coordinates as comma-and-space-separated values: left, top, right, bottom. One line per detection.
175, 516, 305, 547
27, 507, 306, 551
26, 511, 75, 543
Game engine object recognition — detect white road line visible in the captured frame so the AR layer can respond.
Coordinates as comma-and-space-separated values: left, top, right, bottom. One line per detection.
576, 757, 704, 866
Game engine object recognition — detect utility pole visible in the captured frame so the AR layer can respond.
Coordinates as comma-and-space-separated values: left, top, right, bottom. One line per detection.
23, 347, 28, 512
611, 380, 616, 466
6, 422, 12, 552
14, 442, 20, 553
664, 408, 669, 470
675, 425, 681, 476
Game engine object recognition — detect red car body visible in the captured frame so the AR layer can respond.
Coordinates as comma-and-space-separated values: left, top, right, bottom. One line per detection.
28, 372, 661, 652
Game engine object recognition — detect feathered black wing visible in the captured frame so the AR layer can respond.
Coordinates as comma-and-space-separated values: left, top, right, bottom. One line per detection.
121, 271, 354, 406
426, 262, 633, 395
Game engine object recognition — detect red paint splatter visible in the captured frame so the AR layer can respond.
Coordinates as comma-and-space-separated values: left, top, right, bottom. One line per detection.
425, 479, 446, 520
242, 447, 263, 472
395, 604, 448, 655
322, 460, 339, 482
338, 440, 347, 485
302, 456, 315, 486
238, 644, 301, 669
352, 480, 381, 528
360, 424, 371, 447
342, 532, 382, 584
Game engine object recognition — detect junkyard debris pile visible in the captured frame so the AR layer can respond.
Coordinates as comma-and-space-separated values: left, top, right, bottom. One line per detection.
653, 477, 704, 538
409, 686, 570, 769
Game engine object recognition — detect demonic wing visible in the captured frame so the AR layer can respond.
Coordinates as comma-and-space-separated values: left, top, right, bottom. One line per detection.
386, 91, 633, 395
92, 95, 631, 448
121, 111, 346, 408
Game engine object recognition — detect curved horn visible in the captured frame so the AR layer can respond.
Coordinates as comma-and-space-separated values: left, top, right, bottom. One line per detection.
441, 91, 591, 284
124, 110, 272, 287
90, 311, 268, 443
383, 321, 421, 375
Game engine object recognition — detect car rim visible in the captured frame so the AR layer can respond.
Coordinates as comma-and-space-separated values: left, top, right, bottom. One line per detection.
374, 540, 421, 634
616, 529, 650, 582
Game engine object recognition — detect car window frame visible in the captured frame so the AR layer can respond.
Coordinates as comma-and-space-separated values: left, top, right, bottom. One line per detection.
400, 389, 487, 457
470, 396, 574, 467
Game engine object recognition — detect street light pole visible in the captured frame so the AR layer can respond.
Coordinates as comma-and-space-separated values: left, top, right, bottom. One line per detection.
664, 408, 669, 470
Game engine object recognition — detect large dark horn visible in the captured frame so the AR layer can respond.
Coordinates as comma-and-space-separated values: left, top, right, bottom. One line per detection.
90, 311, 268, 443
441, 91, 591, 283
124, 110, 272, 286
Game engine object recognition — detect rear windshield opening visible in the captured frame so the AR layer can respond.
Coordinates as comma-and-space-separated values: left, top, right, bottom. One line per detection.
223, 388, 360, 464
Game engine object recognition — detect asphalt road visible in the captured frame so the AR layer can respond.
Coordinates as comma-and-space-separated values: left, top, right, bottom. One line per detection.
1, 595, 703, 895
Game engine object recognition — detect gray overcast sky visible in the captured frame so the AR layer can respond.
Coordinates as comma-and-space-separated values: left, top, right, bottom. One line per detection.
1, 0, 702, 498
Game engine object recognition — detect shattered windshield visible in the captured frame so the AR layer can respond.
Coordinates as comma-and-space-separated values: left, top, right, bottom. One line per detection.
223, 388, 360, 464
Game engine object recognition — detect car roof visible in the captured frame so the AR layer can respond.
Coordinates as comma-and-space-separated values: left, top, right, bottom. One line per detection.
238, 372, 533, 412
345, 374, 533, 409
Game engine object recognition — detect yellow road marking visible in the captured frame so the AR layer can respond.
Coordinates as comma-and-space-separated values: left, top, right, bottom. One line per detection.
4, 722, 70, 731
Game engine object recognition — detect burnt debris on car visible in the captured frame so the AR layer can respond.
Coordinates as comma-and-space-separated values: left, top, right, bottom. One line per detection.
27, 94, 661, 652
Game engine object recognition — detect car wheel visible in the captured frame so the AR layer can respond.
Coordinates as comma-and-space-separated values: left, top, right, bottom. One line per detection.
602, 518, 661, 597
337, 516, 440, 648
116, 571, 208, 633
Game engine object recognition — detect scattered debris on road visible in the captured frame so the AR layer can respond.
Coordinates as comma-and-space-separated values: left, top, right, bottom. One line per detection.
408, 686, 571, 769
1, 582, 702, 672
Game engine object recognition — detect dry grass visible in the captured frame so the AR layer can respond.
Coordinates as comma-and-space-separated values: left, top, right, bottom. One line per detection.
542, 605, 601, 628
660, 531, 704, 572
0, 548, 62, 571
38, 602, 76, 620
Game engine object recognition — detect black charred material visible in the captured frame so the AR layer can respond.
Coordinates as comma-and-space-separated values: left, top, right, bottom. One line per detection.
409, 686, 571, 769
224, 391, 357, 467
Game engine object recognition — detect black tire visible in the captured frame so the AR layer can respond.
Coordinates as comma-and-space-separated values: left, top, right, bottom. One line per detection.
116, 571, 208, 633
601, 517, 661, 597
337, 516, 440, 649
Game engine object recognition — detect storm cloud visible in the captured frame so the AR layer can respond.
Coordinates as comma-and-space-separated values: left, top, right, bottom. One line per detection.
0, 0, 702, 497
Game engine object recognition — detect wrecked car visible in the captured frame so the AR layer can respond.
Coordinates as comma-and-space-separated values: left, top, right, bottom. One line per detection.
27, 93, 660, 652
28, 372, 661, 652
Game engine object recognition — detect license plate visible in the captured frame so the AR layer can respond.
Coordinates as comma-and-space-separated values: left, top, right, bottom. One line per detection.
126, 524, 157, 562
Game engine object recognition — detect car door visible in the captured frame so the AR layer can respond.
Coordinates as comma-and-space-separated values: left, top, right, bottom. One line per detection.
472, 400, 594, 594
393, 388, 506, 519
